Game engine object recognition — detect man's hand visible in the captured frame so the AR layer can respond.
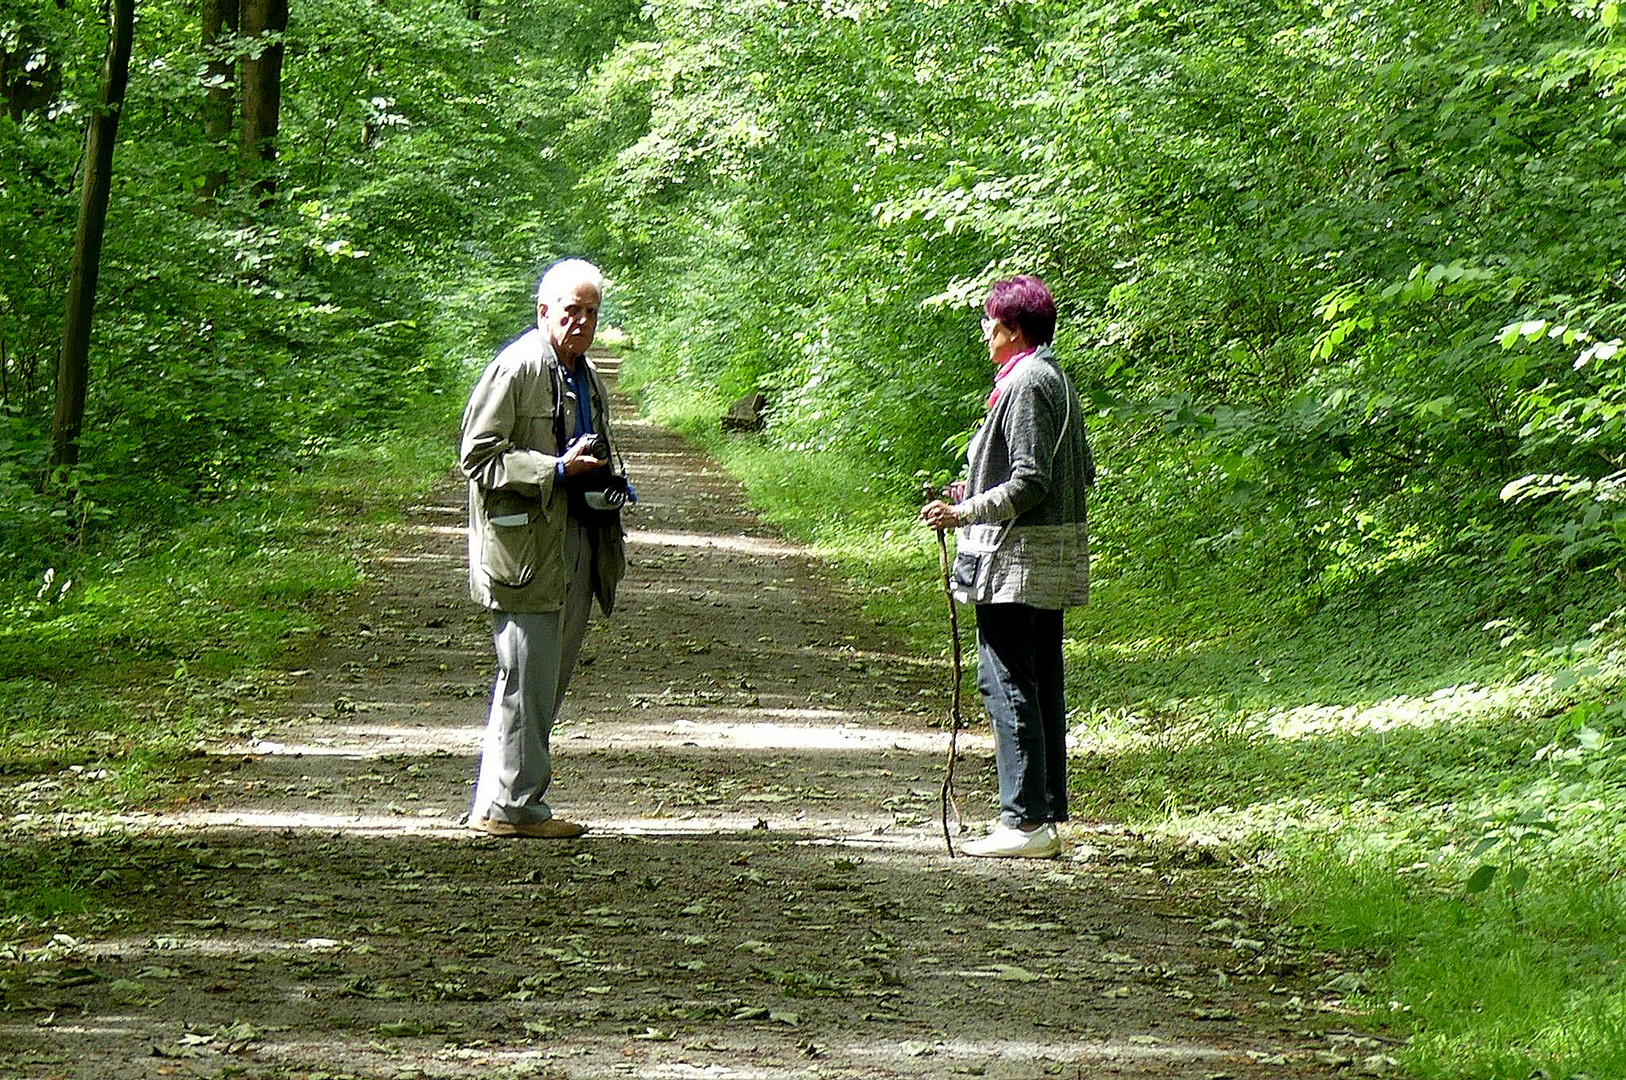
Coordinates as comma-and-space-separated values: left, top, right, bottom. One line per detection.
920, 499, 960, 531
559, 434, 607, 479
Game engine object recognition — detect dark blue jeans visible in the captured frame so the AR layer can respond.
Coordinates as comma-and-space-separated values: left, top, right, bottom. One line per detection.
975, 602, 1069, 828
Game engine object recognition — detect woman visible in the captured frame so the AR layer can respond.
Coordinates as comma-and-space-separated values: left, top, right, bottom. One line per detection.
921, 275, 1095, 858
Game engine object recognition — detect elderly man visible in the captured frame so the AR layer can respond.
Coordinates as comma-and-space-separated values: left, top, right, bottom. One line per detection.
460, 258, 627, 838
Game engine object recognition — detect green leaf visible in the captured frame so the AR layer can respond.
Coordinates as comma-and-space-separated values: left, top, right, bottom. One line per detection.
1465, 864, 1499, 893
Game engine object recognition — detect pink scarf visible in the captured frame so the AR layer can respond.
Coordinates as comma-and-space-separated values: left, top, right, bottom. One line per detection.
987, 348, 1035, 409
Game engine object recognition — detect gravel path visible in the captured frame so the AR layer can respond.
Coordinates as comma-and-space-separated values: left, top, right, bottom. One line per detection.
0, 356, 1379, 1079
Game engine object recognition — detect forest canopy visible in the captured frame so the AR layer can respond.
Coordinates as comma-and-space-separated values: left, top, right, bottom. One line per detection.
3, 0, 1623, 623
573, 0, 1626, 629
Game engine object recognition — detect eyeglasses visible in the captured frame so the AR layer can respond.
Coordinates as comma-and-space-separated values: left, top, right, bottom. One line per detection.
980, 316, 999, 340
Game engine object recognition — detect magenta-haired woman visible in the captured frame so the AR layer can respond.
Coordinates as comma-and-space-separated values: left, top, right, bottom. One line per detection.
921, 275, 1095, 858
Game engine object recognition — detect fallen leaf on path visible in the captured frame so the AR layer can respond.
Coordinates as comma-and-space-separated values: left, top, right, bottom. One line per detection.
991, 964, 1042, 982
151, 1043, 204, 1059
49, 967, 100, 987
377, 1019, 432, 1037
133, 965, 181, 980
109, 978, 158, 1004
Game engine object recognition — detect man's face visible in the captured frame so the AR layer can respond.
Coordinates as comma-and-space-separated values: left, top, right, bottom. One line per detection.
539, 278, 601, 364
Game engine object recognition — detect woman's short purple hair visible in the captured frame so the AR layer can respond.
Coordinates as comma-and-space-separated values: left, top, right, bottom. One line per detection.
984, 275, 1057, 346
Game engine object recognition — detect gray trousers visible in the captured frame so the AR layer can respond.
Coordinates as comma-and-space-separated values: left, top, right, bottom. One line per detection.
471, 521, 595, 824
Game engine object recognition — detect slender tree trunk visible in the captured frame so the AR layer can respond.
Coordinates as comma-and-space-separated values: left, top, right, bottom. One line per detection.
358, 61, 383, 154
238, 0, 288, 200
199, 0, 238, 201
49, 0, 135, 470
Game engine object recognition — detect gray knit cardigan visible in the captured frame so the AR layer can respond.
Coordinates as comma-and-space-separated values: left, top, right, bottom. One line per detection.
950, 345, 1095, 608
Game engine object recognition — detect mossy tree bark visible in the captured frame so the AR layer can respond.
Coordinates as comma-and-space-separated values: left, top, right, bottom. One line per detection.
198, 0, 239, 202
48, 0, 135, 470
238, 0, 287, 200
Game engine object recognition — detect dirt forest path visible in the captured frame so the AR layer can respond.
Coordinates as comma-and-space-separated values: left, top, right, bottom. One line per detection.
1, 356, 1380, 1079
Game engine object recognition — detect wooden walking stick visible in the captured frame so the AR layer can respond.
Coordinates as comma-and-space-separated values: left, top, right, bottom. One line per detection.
928, 487, 967, 857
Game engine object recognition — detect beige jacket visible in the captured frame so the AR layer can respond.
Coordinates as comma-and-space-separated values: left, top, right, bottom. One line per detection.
460, 329, 626, 614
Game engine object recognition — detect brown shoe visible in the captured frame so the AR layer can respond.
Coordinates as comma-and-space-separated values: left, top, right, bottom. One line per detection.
475, 816, 586, 839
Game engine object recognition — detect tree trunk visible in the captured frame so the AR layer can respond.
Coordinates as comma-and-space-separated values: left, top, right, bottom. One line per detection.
238, 0, 288, 199
49, 0, 135, 470
199, 0, 238, 201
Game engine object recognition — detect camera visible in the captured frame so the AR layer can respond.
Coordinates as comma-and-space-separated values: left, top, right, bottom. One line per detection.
574, 469, 635, 517
583, 475, 632, 511
587, 433, 609, 460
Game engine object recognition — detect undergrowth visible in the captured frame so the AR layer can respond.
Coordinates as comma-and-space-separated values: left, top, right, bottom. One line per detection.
0, 400, 459, 924
1075, 569, 1626, 1080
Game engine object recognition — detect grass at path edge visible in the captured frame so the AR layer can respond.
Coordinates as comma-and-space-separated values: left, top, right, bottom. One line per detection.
0, 399, 461, 926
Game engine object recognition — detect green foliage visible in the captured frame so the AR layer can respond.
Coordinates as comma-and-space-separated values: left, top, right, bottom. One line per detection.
0, 0, 636, 581
584, 0, 1626, 624
9, 0, 1626, 1070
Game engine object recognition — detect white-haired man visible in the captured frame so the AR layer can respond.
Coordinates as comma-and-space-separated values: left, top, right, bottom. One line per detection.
459, 258, 626, 838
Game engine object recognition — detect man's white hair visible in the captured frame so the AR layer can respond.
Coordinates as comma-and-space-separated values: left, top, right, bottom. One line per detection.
537, 258, 604, 304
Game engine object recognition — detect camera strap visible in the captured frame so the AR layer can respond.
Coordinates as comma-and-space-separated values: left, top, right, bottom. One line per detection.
549, 359, 571, 454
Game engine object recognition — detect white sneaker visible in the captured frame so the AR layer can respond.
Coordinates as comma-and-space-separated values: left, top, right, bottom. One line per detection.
960, 823, 1060, 859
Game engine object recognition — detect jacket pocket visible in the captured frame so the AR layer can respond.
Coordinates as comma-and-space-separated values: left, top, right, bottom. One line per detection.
482, 490, 541, 588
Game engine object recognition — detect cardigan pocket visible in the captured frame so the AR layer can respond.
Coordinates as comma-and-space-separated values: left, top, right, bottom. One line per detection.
949, 523, 1005, 604
949, 550, 988, 605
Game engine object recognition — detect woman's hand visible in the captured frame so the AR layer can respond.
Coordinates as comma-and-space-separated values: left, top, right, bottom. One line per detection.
920, 499, 960, 531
